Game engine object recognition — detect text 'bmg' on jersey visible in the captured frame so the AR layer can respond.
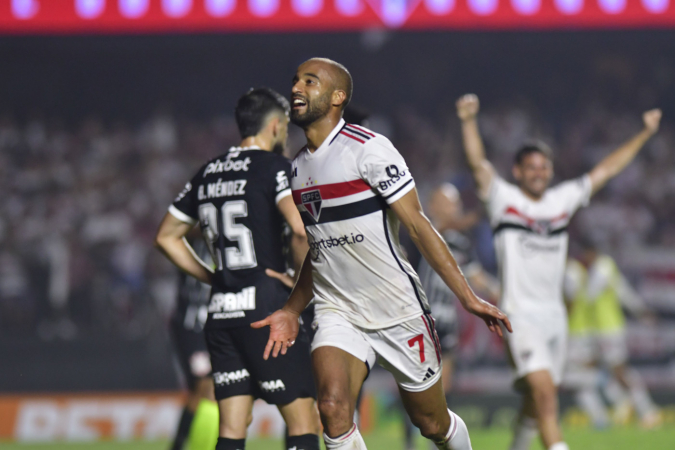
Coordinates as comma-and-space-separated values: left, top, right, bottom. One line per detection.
169, 146, 293, 329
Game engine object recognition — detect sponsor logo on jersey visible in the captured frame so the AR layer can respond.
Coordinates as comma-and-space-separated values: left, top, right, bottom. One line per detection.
208, 287, 256, 313
203, 156, 252, 176
213, 369, 250, 386
309, 234, 365, 262
258, 379, 286, 392
379, 164, 408, 191
197, 179, 247, 200
276, 171, 289, 192
301, 189, 322, 222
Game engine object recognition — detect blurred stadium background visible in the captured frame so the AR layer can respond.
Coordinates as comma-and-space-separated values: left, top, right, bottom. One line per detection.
1, 1, 675, 448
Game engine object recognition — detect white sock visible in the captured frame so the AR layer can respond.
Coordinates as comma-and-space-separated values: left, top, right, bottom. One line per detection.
509, 415, 537, 450
434, 410, 472, 450
576, 388, 609, 427
323, 424, 367, 449
548, 442, 569, 450
625, 368, 658, 418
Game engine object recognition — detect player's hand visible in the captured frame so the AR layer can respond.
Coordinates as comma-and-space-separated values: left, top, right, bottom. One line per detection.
266, 268, 295, 289
250, 308, 300, 360
465, 296, 512, 337
643, 108, 662, 134
456, 94, 480, 121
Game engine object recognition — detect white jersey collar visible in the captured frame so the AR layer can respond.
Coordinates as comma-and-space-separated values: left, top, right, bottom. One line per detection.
305, 119, 345, 160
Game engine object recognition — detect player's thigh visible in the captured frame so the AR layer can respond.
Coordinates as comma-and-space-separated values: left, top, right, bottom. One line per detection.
523, 369, 558, 415
204, 328, 255, 402
310, 313, 372, 419
370, 314, 443, 393
508, 319, 565, 390
277, 397, 321, 436
235, 325, 317, 406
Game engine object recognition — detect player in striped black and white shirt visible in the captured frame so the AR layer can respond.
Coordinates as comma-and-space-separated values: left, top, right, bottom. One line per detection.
253, 58, 511, 450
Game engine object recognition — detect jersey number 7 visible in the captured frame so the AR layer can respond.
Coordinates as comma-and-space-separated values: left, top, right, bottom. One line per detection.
198, 200, 257, 271
408, 334, 425, 363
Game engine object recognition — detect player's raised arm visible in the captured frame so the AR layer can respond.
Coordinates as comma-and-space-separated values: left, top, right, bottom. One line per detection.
456, 94, 495, 198
251, 251, 314, 359
588, 109, 662, 195
155, 213, 213, 285
390, 188, 512, 336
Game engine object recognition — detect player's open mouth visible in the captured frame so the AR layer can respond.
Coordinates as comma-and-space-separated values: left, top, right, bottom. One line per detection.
292, 97, 307, 109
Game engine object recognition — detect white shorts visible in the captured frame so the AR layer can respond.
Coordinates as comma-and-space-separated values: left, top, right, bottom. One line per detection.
311, 311, 443, 392
567, 334, 594, 367
506, 316, 567, 389
595, 331, 628, 367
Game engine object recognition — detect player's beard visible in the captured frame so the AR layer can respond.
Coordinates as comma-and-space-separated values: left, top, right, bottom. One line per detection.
291, 91, 331, 128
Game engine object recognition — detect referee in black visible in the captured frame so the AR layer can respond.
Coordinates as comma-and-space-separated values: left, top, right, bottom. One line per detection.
156, 88, 320, 450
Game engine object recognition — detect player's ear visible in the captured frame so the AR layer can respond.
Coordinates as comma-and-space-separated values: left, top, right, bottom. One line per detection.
331, 90, 347, 109
269, 116, 280, 137
512, 164, 521, 181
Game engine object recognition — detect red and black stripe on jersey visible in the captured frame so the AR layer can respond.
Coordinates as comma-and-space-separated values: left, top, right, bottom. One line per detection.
493, 207, 570, 236
337, 123, 376, 144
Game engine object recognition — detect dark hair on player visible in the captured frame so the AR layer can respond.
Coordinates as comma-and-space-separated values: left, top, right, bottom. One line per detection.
514, 140, 553, 165
235, 87, 290, 139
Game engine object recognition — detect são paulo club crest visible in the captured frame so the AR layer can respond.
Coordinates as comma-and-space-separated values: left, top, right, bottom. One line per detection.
301, 190, 322, 222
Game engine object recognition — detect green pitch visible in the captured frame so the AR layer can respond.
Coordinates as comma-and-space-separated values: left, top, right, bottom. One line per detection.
2, 427, 674, 450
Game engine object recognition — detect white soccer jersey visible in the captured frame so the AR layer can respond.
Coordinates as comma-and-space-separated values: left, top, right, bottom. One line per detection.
484, 176, 592, 323
291, 119, 429, 330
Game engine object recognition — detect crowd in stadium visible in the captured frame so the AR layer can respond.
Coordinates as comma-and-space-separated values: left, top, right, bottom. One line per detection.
1, 98, 672, 339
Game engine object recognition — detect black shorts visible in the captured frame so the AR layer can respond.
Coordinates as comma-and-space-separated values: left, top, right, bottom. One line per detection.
435, 320, 459, 355
205, 325, 316, 404
170, 322, 212, 390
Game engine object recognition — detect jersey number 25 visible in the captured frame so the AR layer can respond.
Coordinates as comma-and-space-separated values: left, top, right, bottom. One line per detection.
198, 200, 257, 271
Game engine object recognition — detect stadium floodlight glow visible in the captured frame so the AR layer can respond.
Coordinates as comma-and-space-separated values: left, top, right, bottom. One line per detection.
292, 0, 324, 17
206, 0, 237, 16
468, 0, 499, 15
249, 0, 281, 17
162, 0, 194, 17
119, 0, 150, 18
597, 0, 627, 13
76, 0, 106, 19
642, 0, 669, 12
512, 0, 541, 14
335, 0, 365, 16
424, 0, 456, 15
554, 0, 583, 14
11, 0, 40, 19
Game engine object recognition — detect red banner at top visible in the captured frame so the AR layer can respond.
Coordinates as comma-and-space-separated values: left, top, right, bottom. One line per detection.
0, 0, 674, 34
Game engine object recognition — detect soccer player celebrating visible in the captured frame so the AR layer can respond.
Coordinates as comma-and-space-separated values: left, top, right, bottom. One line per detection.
156, 88, 321, 450
455, 93, 661, 450
253, 58, 511, 450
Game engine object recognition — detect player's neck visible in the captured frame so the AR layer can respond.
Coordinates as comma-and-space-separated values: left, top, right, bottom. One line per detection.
304, 113, 342, 153
239, 136, 269, 151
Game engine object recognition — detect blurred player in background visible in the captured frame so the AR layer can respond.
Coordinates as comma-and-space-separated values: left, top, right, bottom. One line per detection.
156, 87, 320, 450
564, 239, 660, 430
456, 93, 661, 450
402, 183, 500, 450
168, 235, 217, 450
255, 57, 511, 450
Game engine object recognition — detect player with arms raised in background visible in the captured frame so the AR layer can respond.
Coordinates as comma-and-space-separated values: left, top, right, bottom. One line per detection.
156, 88, 321, 450
456, 93, 661, 450
253, 58, 511, 450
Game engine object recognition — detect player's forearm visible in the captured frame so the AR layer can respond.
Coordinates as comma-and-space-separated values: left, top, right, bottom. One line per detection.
282, 252, 314, 315
410, 218, 477, 308
460, 118, 487, 171
589, 128, 653, 194
155, 237, 213, 284
290, 232, 309, 277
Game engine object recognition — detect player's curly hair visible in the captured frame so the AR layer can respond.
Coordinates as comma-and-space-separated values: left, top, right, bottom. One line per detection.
235, 87, 290, 139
